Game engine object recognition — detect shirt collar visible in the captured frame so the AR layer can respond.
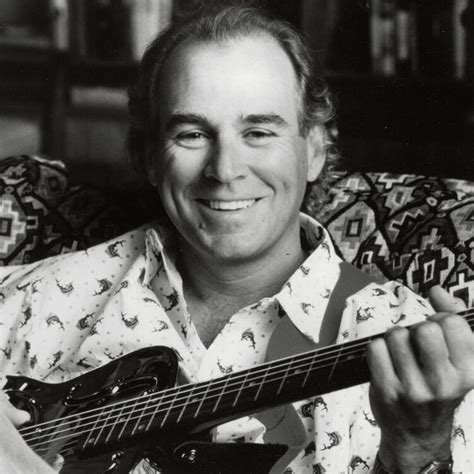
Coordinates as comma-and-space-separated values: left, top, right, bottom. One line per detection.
143, 213, 342, 344
274, 213, 342, 343
143, 223, 184, 294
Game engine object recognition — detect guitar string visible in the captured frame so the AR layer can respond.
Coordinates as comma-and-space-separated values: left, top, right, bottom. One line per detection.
19, 330, 375, 438
21, 311, 474, 453
22, 310, 474, 458
22, 309, 474, 441
23, 343, 372, 451
24, 315, 474, 455
24, 309, 422, 443
25, 354, 368, 454
21, 310, 474, 449
24, 312, 474, 458
22, 306, 474, 439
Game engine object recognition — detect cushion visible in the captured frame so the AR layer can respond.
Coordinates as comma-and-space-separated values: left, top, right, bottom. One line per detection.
310, 172, 474, 306
0, 155, 146, 265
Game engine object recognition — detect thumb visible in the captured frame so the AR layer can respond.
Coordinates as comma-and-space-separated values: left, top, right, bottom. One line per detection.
0, 392, 30, 427
428, 285, 466, 313
5, 404, 30, 427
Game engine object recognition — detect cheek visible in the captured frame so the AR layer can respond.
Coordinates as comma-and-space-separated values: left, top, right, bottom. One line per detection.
264, 139, 309, 189
154, 148, 204, 201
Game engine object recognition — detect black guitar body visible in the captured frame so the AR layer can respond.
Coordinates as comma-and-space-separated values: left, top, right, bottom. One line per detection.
5, 346, 285, 474
5, 346, 178, 472
5, 309, 474, 473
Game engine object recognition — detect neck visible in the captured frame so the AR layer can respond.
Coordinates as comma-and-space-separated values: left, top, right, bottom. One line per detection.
178, 235, 307, 308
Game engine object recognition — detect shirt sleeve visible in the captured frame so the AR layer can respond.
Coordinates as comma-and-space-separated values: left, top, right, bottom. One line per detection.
286, 281, 472, 473
339, 281, 434, 342
0, 261, 47, 386
340, 281, 473, 473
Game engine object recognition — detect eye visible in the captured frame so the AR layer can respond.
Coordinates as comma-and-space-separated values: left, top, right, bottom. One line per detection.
175, 131, 211, 148
244, 129, 276, 145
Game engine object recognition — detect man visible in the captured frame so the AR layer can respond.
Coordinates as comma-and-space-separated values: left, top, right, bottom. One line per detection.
0, 6, 472, 473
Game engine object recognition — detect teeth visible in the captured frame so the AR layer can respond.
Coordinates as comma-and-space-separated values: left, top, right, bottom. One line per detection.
207, 199, 256, 210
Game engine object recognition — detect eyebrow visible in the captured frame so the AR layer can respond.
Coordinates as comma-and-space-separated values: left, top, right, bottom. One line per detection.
241, 114, 289, 129
164, 112, 289, 134
164, 113, 210, 133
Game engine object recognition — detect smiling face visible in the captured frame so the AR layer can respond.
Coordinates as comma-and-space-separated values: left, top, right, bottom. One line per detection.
152, 35, 324, 265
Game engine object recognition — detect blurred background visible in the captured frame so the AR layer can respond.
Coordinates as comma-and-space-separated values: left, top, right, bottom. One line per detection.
0, 0, 473, 192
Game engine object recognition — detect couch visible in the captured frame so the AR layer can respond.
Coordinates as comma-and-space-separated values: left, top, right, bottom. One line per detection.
0, 154, 472, 306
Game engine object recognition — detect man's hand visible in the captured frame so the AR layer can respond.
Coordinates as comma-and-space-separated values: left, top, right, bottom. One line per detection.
0, 391, 55, 473
366, 285, 474, 473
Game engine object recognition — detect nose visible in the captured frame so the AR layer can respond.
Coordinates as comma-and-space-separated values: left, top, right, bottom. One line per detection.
204, 137, 247, 183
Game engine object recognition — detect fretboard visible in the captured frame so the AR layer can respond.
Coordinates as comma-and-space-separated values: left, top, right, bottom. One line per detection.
22, 309, 474, 456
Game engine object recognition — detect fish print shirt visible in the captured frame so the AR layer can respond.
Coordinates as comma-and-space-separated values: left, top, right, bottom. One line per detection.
0, 214, 471, 473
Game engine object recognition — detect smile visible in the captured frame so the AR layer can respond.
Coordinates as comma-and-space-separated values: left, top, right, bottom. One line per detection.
201, 199, 257, 211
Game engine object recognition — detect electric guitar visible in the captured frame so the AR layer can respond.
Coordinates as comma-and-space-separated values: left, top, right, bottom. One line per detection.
5, 308, 473, 473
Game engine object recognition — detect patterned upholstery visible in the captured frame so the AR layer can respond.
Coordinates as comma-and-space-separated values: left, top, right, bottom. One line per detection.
308, 172, 474, 306
0, 155, 472, 306
0, 155, 145, 265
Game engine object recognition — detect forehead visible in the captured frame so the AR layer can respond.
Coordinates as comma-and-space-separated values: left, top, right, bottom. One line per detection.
157, 35, 300, 123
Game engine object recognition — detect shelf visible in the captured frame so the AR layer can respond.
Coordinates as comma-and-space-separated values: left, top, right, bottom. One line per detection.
67, 58, 138, 87
0, 0, 472, 182
326, 71, 472, 89
67, 105, 128, 120
328, 76, 473, 142
0, 35, 51, 50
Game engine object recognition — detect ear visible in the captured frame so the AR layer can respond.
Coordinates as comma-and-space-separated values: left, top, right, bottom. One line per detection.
147, 166, 157, 187
145, 151, 158, 187
305, 126, 326, 182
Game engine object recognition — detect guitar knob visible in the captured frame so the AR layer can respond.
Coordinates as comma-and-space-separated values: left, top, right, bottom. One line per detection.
179, 448, 198, 464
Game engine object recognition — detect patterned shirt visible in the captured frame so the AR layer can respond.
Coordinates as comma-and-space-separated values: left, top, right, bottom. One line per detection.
0, 214, 471, 473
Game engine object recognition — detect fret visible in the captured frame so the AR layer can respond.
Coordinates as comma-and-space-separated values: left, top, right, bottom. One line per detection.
276, 361, 292, 395
194, 380, 212, 419
181, 383, 212, 423
212, 375, 231, 414
160, 387, 179, 428
301, 353, 316, 388
327, 346, 341, 382
176, 384, 196, 423
94, 412, 109, 446
232, 369, 250, 408
116, 395, 140, 441
103, 397, 131, 445
131, 392, 153, 437
253, 364, 270, 402
144, 394, 163, 431
82, 405, 108, 449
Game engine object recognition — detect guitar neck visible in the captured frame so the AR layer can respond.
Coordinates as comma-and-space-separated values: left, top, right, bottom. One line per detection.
76, 309, 474, 449
20, 309, 473, 458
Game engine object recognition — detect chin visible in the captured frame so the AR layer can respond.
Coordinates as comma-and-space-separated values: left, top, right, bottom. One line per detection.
201, 238, 263, 263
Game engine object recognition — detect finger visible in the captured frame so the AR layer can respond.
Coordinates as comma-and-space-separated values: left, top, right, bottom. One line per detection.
366, 336, 400, 398
428, 285, 466, 313
438, 315, 474, 372
384, 327, 431, 401
3, 403, 30, 427
409, 321, 451, 392
0, 392, 30, 427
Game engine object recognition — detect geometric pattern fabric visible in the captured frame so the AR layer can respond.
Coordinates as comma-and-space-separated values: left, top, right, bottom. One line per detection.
1, 155, 473, 306
309, 172, 474, 306
0, 155, 148, 265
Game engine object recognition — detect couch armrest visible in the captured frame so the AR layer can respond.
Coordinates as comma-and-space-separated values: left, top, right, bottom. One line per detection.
310, 172, 474, 306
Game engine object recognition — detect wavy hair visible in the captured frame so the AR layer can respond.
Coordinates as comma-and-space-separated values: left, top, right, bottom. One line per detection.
127, 4, 340, 212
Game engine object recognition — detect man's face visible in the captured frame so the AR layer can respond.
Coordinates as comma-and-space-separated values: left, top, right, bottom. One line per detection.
153, 36, 324, 264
